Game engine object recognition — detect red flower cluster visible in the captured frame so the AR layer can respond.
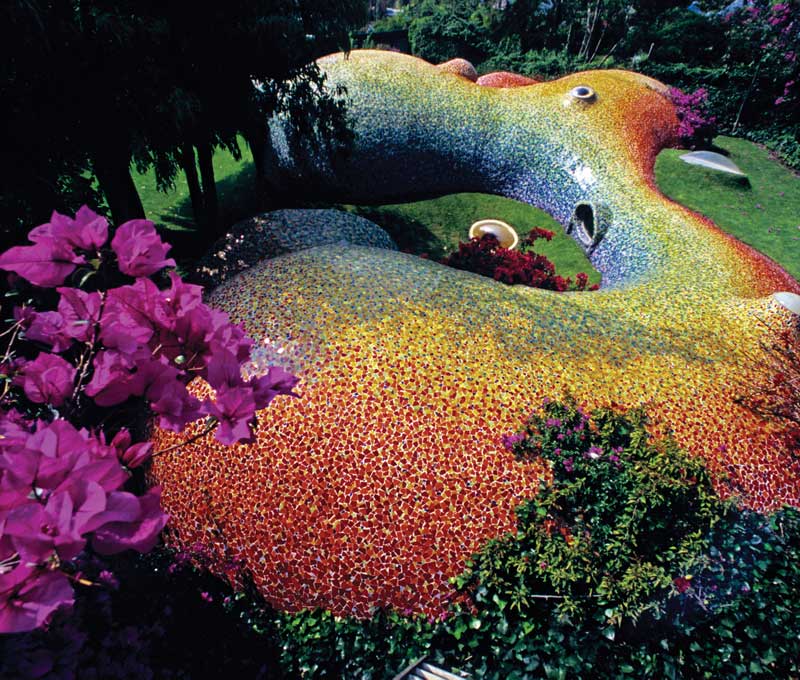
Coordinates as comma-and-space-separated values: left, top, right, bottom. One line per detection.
441, 231, 598, 292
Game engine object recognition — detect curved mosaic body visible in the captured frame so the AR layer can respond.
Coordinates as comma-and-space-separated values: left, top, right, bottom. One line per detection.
193, 208, 396, 287
151, 51, 800, 619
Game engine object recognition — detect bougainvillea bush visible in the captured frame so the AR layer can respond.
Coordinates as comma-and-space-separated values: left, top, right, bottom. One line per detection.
268, 401, 800, 678
441, 229, 599, 291
0, 206, 297, 634
668, 87, 718, 150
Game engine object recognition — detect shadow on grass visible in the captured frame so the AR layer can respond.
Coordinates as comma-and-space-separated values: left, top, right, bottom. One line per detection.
340, 205, 445, 258
165, 164, 262, 264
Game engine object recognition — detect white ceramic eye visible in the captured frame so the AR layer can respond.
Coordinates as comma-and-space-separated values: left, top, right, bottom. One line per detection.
570, 85, 596, 101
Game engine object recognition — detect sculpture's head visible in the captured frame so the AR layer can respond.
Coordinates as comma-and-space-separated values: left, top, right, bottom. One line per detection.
152, 51, 800, 621
482, 67, 679, 174
269, 51, 789, 290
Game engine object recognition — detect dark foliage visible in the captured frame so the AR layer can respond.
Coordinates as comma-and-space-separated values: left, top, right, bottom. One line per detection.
0, 0, 367, 252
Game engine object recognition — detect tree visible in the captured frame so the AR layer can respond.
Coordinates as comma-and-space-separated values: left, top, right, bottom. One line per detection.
0, 1, 368, 248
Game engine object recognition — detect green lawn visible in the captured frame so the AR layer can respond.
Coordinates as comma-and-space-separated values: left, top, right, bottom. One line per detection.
136, 134, 800, 284
136, 138, 259, 234
338, 194, 602, 284
655, 135, 800, 281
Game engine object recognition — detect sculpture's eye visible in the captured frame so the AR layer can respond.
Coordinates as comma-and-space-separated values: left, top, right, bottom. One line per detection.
570, 85, 596, 101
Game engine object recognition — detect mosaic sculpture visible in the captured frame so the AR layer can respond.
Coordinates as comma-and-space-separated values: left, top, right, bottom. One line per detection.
192, 208, 397, 288
151, 51, 800, 619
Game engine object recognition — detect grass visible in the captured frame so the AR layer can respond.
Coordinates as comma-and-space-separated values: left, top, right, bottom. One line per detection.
655, 135, 800, 281
338, 194, 602, 284
135, 134, 800, 284
135, 138, 260, 234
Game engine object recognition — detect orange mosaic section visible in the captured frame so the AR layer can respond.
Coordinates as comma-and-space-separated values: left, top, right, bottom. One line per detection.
152, 319, 550, 618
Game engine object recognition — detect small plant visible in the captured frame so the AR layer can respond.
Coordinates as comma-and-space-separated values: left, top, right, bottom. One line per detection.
471, 399, 719, 624
441, 230, 598, 291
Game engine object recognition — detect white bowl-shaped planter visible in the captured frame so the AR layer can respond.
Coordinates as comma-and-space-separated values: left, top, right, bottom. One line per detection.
469, 219, 519, 250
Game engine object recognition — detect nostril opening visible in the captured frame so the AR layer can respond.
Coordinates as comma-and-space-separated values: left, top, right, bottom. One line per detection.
568, 202, 607, 256
575, 204, 595, 240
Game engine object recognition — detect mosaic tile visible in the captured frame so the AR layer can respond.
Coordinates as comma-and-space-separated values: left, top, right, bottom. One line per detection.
193, 208, 397, 288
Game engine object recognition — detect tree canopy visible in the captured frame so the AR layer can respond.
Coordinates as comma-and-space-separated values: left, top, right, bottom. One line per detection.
0, 0, 368, 249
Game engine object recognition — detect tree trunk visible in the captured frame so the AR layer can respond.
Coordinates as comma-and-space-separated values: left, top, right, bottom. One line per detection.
733, 61, 762, 135
196, 141, 218, 233
179, 143, 204, 225
244, 129, 266, 180
244, 128, 273, 212
92, 144, 145, 224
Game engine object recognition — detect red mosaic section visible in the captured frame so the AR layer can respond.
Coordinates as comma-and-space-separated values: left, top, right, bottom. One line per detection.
151, 348, 548, 618
476, 71, 541, 88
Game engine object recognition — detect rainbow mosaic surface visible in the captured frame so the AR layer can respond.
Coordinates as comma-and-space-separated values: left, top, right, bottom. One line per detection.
151, 51, 800, 619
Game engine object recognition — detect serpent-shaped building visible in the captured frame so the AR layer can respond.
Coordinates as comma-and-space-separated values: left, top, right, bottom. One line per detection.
151, 51, 800, 618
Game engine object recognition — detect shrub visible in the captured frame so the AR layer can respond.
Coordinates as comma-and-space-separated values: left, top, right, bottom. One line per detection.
441, 231, 598, 291
0, 206, 298, 634
478, 48, 590, 80
668, 87, 718, 149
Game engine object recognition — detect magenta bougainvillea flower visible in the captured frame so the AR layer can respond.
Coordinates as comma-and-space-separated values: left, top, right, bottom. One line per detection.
119, 442, 154, 469
0, 416, 169, 632
0, 206, 298, 633
89, 487, 167, 554
203, 386, 257, 445
147, 376, 203, 433
0, 240, 85, 288
20, 309, 72, 353
108, 429, 154, 469
0, 207, 112, 288
29, 206, 109, 252
0, 566, 74, 634
110, 219, 176, 277
56, 287, 102, 344
15, 353, 76, 406
4, 489, 94, 563
250, 365, 300, 409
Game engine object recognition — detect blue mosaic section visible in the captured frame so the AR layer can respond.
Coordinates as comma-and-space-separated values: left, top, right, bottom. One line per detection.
193, 208, 397, 288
